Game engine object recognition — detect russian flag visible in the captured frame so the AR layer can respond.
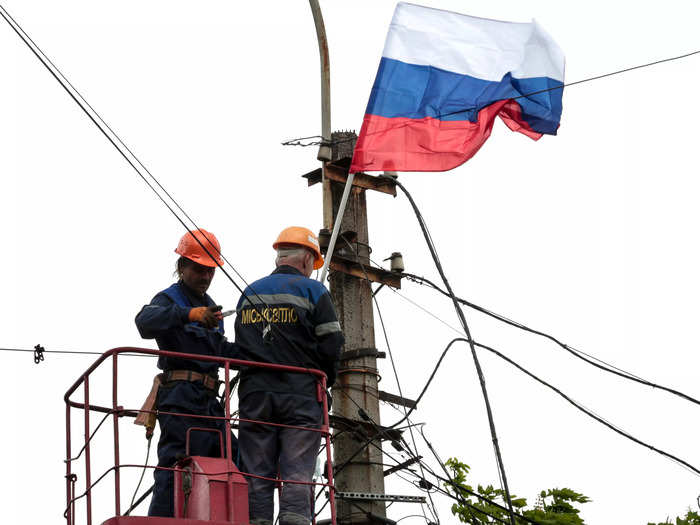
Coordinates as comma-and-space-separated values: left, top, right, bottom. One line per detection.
350, 3, 565, 173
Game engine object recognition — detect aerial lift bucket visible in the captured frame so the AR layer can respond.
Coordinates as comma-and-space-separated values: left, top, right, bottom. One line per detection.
173, 455, 248, 523
102, 428, 248, 525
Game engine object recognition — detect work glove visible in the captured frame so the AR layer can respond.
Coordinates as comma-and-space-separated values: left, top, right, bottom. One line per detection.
189, 305, 223, 329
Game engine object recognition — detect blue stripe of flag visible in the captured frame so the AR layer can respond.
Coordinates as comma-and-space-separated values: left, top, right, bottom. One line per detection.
366, 57, 564, 135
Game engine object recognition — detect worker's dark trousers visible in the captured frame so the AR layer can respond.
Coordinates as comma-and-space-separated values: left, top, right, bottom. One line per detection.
149, 381, 239, 517
239, 391, 322, 525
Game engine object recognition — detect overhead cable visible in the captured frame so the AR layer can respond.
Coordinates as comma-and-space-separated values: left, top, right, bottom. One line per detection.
402, 272, 700, 408
380, 430, 542, 525
326, 388, 540, 525
387, 176, 518, 525
474, 338, 700, 477
283, 48, 700, 148
0, 5, 329, 374
410, 427, 543, 525
395, 334, 700, 477
0, 5, 264, 299
374, 264, 700, 475
338, 237, 440, 524
0, 346, 154, 358
328, 326, 532, 524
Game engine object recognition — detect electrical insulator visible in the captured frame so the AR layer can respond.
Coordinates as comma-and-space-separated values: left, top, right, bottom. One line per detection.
318, 228, 331, 254
384, 252, 404, 273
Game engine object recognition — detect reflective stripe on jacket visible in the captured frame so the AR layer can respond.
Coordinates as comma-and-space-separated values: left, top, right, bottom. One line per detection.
234, 265, 344, 398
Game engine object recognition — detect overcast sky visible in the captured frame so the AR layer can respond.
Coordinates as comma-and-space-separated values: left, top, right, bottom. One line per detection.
1, 1, 699, 523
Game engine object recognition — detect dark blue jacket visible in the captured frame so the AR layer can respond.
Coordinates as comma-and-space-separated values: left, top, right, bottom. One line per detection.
135, 281, 238, 374
234, 265, 344, 399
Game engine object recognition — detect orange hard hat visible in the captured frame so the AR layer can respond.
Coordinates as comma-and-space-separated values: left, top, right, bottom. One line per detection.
175, 229, 224, 267
273, 226, 324, 270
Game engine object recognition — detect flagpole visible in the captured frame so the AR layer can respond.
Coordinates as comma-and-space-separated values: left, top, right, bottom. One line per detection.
319, 172, 355, 282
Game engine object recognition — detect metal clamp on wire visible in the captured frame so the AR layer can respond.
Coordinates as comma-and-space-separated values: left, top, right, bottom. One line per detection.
34, 344, 45, 364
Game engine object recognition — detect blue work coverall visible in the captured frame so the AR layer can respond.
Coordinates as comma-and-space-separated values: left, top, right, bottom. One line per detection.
135, 281, 239, 517
234, 265, 344, 525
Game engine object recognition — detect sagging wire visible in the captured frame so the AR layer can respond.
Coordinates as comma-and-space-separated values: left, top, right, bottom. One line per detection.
0, 5, 327, 379
326, 389, 432, 512
475, 338, 700, 477
0, 346, 156, 359
387, 177, 517, 525
392, 456, 520, 525
408, 434, 540, 525
337, 237, 440, 524
392, 284, 700, 488
390, 329, 700, 478
285, 48, 700, 150
378, 424, 541, 525
332, 384, 533, 525
312, 385, 422, 517
0, 7, 244, 290
401, 272, 700, 408
374, 268, 700, 508
329, 243, 537, 524
316, 392, 532, 525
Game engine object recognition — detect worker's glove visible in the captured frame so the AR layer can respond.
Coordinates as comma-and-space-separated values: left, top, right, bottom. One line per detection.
189, 305, 223, 329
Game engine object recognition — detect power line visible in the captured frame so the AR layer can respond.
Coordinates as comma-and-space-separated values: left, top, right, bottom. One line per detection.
400, 272, 700, 408
380, 431, 542, 525
373, 255, 700, 478
473, 338, 700, 477
0, 346, 154, 357
338, 407, 534, 525
439, 49, 700, 120
283, 48, 700, 148
0, 5, 284, 332
0, 4, 343, 382
410, 427, 543, 525
317, 382, 540, 525
371, 264, 700, 476
388, 176, 518, 525
330, 343, 539, 524
385, 331, 700, 478
337, 237, 440, 524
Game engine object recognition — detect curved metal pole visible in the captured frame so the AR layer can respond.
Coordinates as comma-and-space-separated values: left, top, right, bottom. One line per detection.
309, 0, 332, 162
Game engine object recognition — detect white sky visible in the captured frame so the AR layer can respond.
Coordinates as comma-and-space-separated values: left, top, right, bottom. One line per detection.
1, 1, 699, 524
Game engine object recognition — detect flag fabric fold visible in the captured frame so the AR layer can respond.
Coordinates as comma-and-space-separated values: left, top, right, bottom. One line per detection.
350, 2, 565, 173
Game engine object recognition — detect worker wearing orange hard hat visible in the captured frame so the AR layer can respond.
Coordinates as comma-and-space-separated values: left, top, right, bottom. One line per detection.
234, 226, 343, 525
134, 228, 239, 517
272, 225, 325, 270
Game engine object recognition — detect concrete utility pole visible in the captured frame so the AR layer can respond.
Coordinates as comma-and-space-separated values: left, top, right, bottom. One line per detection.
327, 132, 386, 524
307, 4, 408, 523
299, 131, 408, 525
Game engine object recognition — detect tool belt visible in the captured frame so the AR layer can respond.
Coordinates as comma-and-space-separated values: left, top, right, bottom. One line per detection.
134, 370, 219, 436
163, 369, 219, 390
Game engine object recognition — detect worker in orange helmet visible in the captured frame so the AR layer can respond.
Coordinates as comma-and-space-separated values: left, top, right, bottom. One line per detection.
234, 226, 344, 525
135, 228, 239, 517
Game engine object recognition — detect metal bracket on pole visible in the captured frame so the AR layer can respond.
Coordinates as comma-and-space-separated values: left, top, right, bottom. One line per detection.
377, 391, 417, 410
382, 457, 422, 477
335, 492, 426, 504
